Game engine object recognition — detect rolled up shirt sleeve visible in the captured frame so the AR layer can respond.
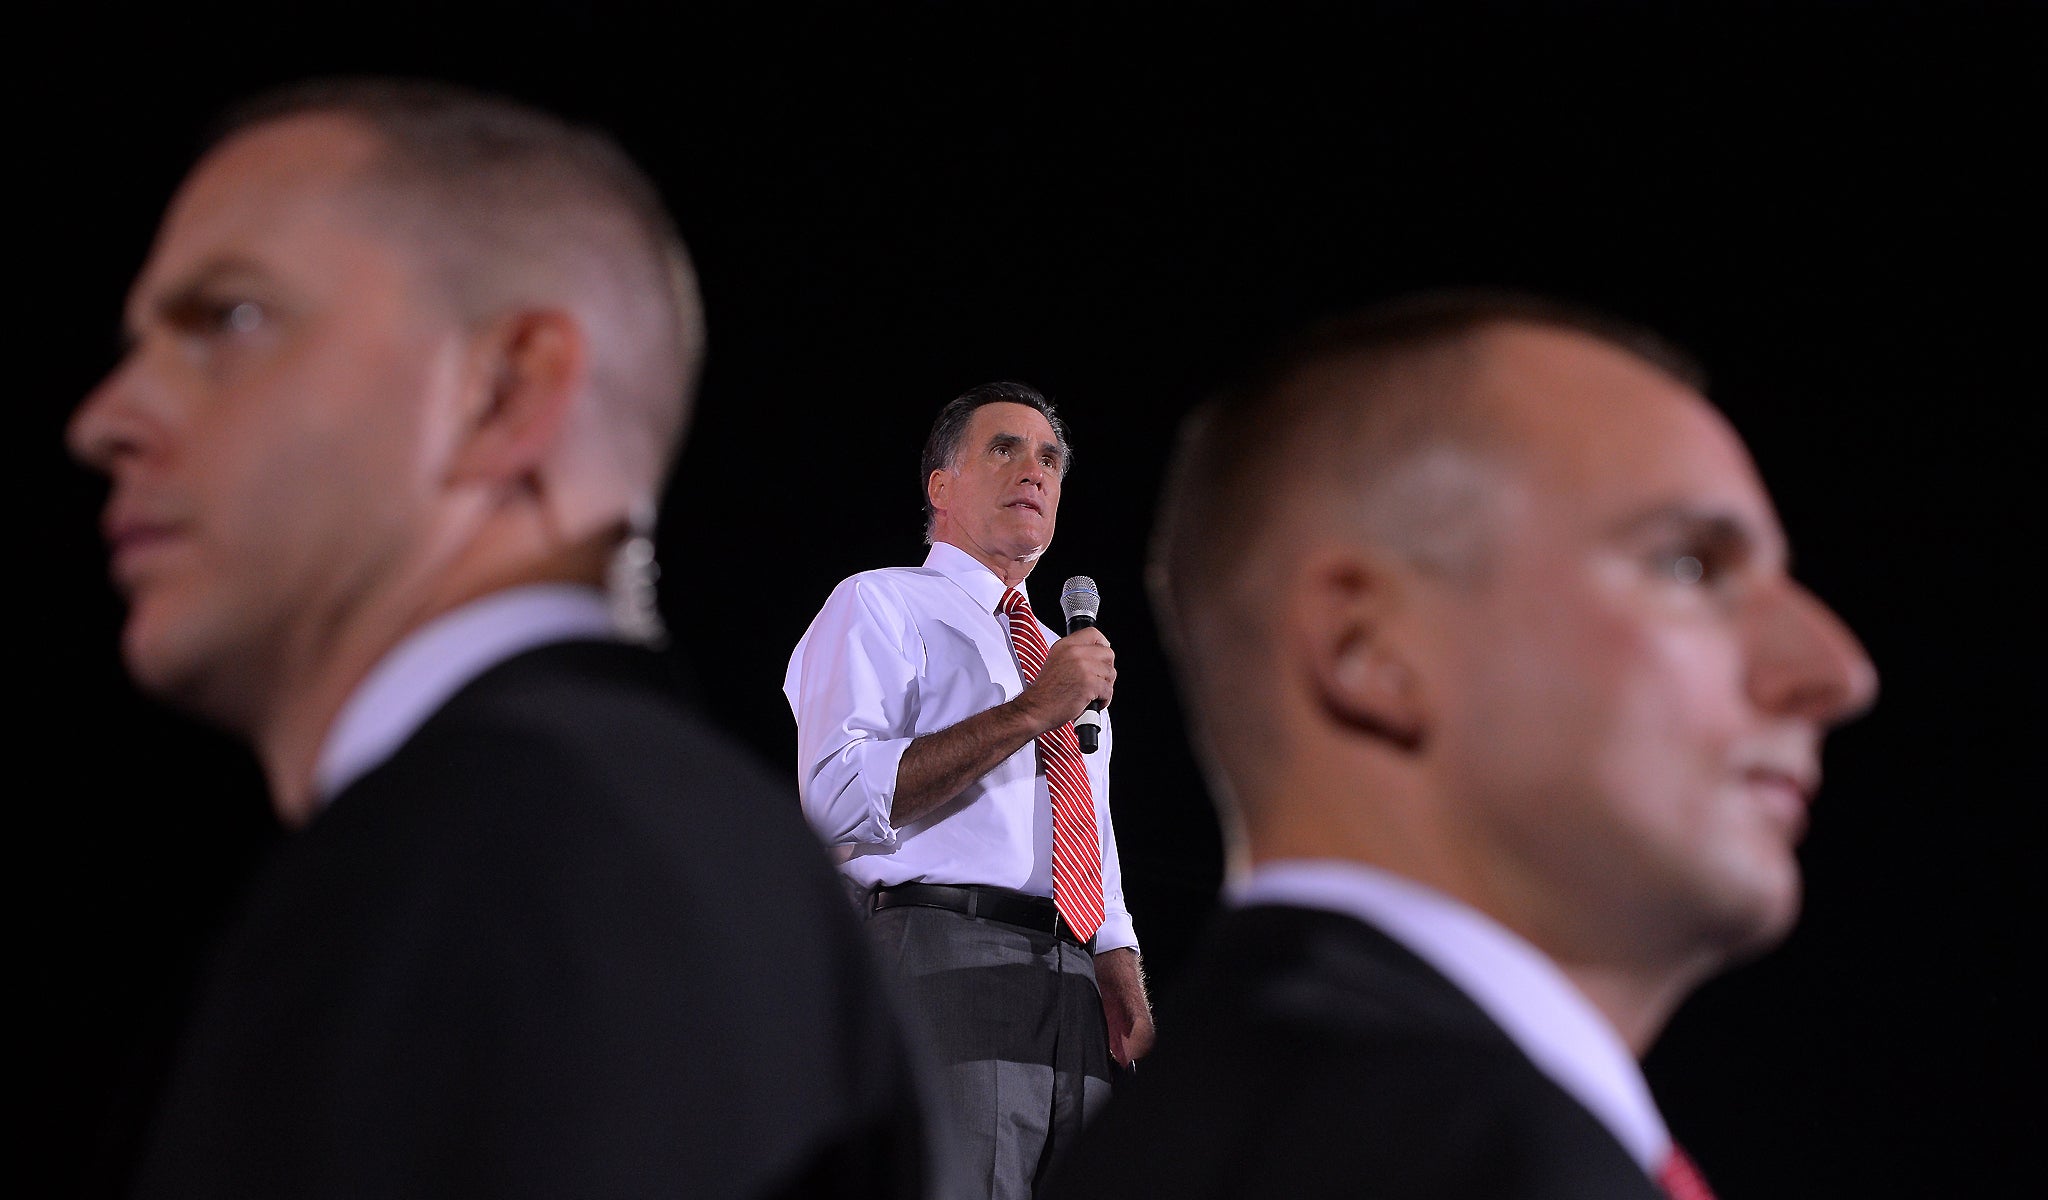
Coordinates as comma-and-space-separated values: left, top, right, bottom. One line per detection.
786, 551, 1140, 958
785, 576, 923, 847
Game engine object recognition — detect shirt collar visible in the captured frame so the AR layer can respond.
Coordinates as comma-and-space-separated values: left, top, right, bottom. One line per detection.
312, 584, 618, 807
1234, 859, 1672, 1172
925, 540, 1028, 615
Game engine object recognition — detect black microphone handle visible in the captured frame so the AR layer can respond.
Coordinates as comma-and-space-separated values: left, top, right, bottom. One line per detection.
1076, 704, 1103, 754
1066, 612, 1105, 753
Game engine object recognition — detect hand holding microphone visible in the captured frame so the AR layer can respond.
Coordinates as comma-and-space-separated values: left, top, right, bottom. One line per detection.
1017, 576, 1115, 750
1060, 576, 1109, 753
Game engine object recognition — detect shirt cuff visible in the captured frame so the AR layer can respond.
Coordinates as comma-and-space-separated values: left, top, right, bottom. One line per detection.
847, 735, 913, 846
1092, 909, 1139, 955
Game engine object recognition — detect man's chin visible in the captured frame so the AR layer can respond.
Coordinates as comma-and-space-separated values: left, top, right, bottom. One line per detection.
1699, 867, 1804, 967
123, 613, 226, 717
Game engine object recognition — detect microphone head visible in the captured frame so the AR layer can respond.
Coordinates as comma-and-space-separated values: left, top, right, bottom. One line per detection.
1060, 575, 1101, 625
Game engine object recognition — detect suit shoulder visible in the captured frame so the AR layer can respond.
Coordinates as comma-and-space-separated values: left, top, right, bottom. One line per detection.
1049, 905, 1661, 1199
284, 644, 903, 1072
1056, 1016, 1652, 1199
332, 643, 827, 905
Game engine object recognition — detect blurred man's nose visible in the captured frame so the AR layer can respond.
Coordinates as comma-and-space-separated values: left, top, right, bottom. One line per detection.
68, 355, 159, 475
1748, 580, 1880, 728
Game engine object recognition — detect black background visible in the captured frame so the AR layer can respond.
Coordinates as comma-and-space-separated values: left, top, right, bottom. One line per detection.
23, 3, 2039, 1196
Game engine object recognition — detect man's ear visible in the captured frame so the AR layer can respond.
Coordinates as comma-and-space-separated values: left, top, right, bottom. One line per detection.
448, 308, 586, 486
926, 468, 951, 519
1298, 552, 1427, 751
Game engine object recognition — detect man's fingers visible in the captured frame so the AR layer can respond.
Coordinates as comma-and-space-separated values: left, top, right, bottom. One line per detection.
1025, 635, 1119, 726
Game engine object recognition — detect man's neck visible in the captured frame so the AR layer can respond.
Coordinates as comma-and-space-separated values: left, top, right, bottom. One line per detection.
253, 608, 431, 828
1247, 828, 1698, 1059
251, 540, 616, 826
1556, 953, 1712, 1058
936, 534, 1039, 590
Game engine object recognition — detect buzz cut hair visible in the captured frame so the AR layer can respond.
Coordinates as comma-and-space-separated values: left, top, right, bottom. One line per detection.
212, 77, 705, 494
1151, 287, 1706, 698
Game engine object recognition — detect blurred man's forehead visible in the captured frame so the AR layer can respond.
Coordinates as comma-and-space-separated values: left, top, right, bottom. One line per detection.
127, 116, 403, 322
171, 114, 384, 228
1454, 326, 1783, 563
1465, 321, 1700, 422
1465, 325, 1742, 473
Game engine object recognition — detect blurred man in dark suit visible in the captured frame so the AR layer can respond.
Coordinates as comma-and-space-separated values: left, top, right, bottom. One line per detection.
1051, 292, 1877, 1199
69, 78, 923, 1198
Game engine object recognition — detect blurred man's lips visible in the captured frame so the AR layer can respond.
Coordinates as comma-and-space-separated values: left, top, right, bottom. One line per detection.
1741, 765, 1817, 837
104, 514, 185, 588
1005, 498, 1043, 515
1747, 759, 1819, 800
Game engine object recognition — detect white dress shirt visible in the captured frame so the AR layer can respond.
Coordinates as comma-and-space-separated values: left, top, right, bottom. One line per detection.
1235, 859, 1673, 1174
312, 585, 619, 808
784, 542, 1138, 952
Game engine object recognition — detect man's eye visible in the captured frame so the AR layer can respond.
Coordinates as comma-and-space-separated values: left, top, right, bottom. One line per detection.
219, 301, 264, 333
1659, 547, 1723, 586
166, 293, 267, 336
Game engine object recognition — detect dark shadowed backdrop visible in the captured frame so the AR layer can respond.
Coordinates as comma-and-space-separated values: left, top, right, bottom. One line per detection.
22, 3, 2039, 1196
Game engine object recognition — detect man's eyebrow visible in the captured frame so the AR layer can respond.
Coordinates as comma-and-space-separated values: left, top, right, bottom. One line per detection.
122, 256, 274, 345
1610, 502, 1787, 563
983, 430, 1062, 465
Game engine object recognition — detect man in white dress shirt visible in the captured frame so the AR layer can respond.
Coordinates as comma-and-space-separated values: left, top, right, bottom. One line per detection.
70, 78, 924, 1197
787, 381, 1155, 1197
1050, 292, 1879, 1199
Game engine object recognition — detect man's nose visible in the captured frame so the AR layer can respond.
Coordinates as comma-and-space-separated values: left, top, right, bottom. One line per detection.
1747, 580, 1880, 728
67, 355, 156, 474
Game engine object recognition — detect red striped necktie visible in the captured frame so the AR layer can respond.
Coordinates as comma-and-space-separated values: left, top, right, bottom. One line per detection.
1658, 1144, 1717, 1200
1000, 588, 1104, 943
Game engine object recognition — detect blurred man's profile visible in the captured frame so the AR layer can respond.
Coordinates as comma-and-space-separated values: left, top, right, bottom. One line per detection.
70, 78, 924, 1198
1051, 291, 1878, 1199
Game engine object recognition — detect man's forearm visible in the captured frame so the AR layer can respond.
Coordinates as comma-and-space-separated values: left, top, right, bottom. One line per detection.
1094, 946, 1156, 1066
892, 697, 1047, 825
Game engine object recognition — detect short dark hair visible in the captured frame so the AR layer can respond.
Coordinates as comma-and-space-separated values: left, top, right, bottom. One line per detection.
919, 381, 1073, 542
1249, 289, 1706, 399
1152, 287, 1708, 695
212, 77, 703, 495
212, 78, 683, 256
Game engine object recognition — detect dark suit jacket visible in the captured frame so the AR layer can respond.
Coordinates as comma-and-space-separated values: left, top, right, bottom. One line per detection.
131, 640, 924, 1199
1048, 904, 1665, 1199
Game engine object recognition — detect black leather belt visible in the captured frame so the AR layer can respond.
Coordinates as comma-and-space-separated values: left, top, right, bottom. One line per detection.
870, 883, 1095, 950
